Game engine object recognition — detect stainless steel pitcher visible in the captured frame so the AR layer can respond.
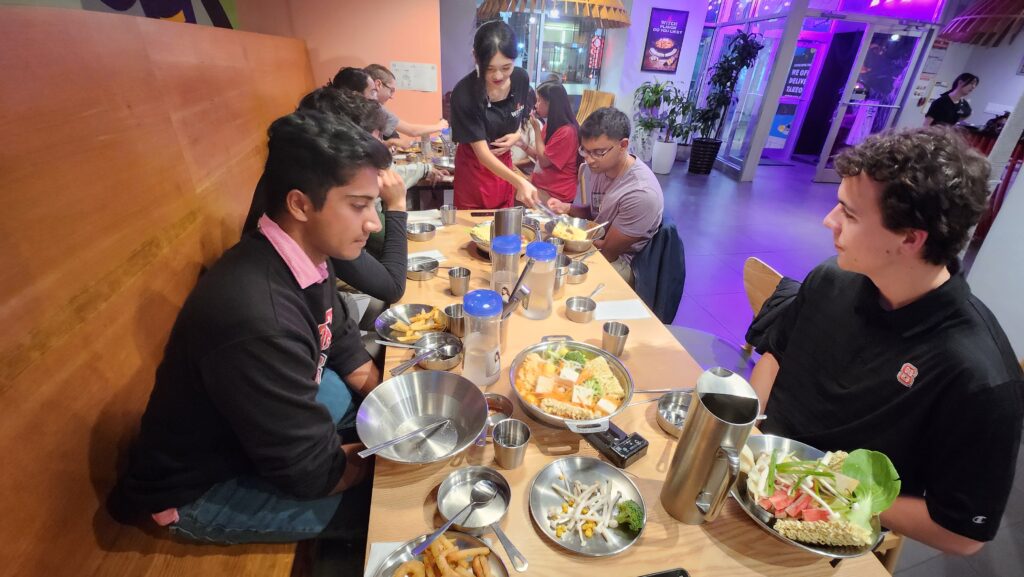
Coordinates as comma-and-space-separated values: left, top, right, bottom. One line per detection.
660, 367, 760, 524
491, 207, 524, 239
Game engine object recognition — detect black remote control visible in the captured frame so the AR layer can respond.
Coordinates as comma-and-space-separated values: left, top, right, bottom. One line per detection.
582, 422, 648, 468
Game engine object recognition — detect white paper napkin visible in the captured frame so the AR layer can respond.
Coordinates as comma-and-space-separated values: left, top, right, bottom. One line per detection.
363, 541, 404, 577
408, 249, 447, 263
594, 299, 652, 320
407, 209, 443, 227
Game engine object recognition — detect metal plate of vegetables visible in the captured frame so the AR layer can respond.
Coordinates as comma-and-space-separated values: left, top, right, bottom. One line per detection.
732, 434, 897, 559
528, 456, 646, 557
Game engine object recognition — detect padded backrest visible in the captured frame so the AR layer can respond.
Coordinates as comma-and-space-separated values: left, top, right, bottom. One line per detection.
0, 6, 314, 575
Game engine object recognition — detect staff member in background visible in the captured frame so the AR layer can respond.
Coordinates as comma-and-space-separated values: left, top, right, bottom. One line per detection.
924, 73, 978, 127
449, 20, 539, 209
518, 82, 580, 204
365, 63, 448, 146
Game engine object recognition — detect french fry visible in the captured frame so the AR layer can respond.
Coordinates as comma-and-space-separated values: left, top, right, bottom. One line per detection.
481, 556, 491, 577
432, 308, 441, 322
454, 568, 474, 577
445, 547, 490, 563
409, 320, 430, 331
392, 320, 411, 332
457, 559, 469, 570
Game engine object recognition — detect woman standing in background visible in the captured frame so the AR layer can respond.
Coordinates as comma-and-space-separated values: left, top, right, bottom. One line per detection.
925, 73, 978, 126
519, 82, 580, 203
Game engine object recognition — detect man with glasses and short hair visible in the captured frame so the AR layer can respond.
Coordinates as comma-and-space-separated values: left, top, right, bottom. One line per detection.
546, 106, 664, 286
365, 63, 448, 147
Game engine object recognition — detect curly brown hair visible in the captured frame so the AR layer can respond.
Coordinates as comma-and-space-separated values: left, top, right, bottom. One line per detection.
834, 126, 990, 266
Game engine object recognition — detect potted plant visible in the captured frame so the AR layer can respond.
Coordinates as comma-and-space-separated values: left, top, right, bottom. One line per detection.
689, 31, 764, 174
652, 87, 694, 174
632, 80, 673, 163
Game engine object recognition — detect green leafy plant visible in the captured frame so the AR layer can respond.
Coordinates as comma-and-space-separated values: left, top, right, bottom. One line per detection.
663, 88, 695, 143
692, 31, 765, 141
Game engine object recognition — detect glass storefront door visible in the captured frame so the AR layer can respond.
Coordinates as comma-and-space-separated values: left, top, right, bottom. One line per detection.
813, 24, 926, 182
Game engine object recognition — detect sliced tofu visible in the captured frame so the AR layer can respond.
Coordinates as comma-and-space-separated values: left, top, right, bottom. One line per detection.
572, 384, 595, 406
535, 375, 555, 395
596, 397, 618, 415
559, 365, 581, 383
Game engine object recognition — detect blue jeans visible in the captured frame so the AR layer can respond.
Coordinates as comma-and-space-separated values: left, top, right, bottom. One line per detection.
169, 369, 359, 544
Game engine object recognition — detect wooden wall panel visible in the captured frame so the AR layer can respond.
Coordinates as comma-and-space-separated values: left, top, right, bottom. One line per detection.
0, 6, 314, 576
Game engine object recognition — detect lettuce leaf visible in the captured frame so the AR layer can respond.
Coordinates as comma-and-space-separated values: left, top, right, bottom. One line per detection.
841, 449, 901, 531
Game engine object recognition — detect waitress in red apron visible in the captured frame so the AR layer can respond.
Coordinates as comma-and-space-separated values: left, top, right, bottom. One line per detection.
449, 20, 539, 209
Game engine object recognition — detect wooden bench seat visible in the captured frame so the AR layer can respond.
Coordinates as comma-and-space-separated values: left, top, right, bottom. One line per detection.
0, 7, 315, 576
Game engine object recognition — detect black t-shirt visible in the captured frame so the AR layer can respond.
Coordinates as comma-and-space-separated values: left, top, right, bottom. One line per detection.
111, 232, 370, 515
926, 93, 971, 126
450, 67, 531, 144
762, 258, 1023, 542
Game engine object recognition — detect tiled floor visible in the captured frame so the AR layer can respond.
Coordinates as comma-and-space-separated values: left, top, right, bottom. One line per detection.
659, 161, 1024, 577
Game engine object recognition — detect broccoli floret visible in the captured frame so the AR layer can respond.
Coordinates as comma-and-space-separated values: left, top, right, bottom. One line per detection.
616, 500, 644, 533
562, 350, 587, 365
583, 377, 603, 398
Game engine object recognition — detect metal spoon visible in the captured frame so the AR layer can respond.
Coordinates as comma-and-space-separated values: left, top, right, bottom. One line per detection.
490, 518, 528, 572
375, 340, 425, 350
390, 348, 441, 376
357, 418, 451, 458
412, 480, 497, 556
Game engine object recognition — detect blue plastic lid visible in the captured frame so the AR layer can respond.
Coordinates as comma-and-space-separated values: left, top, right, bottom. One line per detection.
491, 234, 522, 255
463, 289, 503, 317
526, 241, 557, 261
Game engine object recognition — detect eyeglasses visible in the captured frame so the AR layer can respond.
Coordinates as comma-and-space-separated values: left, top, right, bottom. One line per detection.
578, 145, 615, 159
383, 83, 397, 94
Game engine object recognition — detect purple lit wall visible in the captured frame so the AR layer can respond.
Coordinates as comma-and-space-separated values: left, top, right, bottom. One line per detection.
839, 0, 946, 22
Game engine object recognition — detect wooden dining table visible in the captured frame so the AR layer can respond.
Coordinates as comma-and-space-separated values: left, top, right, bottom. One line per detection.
365, 211, 889, 577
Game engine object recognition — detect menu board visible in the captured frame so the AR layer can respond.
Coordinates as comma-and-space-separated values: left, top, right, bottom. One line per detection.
641, 8, 688, 74
782, 46, 817, 98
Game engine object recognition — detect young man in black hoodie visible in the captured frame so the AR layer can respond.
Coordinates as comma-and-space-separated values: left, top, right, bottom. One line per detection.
109, 110, 394, 543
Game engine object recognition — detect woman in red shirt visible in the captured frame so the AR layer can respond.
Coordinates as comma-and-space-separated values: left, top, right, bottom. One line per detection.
518, 82, 580, 203
449, 21, 539, 209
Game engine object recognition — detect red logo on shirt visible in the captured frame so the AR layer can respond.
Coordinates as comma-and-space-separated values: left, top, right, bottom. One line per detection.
896, 363, 918, 387
315, 308, 333, 384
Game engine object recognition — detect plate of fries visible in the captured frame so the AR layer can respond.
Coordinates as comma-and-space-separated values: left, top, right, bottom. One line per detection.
375, 304, 448, 344
373, 531, 508, 577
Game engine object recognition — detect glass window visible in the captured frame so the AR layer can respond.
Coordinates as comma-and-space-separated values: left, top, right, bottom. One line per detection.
538, 17, 602, 91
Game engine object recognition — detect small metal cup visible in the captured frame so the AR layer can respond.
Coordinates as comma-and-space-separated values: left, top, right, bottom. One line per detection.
547, 236, 565, 257
493, 418, 530, 469
601, 322, 630, 357
448, 267, 471, 296
443, 303, 466, 337
553, 267, 566, 297
440, 204, 457, 226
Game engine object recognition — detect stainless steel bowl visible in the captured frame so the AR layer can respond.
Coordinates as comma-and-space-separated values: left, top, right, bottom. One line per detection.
544, 217, 602, 254
507, 336, 634, 433
356, 371, 488, 464
374, 303, 448, 343
389, 332, 464, 376
370, 530, 509, 577
406, 222, 437, 242
528, 456, 646, 557
565, 260, 589, 284
432, 155, 456, 172
656, 390, 692, 437
731, 434, 884, 559
437, 466, 512, 535
407, 256, 439, 280
566, 295, 597, 323
469, 221, 539, 255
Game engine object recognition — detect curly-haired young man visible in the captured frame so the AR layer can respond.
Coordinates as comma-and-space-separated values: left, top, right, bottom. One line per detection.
751, 126, 1023, 555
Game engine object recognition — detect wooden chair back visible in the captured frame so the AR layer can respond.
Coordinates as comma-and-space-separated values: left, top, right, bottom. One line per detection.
743, 257, 784, 316
576, 89, 615, 125
0, 6, 314, 576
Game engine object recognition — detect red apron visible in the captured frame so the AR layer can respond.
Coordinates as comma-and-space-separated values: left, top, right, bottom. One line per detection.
453, 143, 516, 209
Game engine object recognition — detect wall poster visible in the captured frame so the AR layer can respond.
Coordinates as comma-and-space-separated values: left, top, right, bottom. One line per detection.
641, 8, 689, 74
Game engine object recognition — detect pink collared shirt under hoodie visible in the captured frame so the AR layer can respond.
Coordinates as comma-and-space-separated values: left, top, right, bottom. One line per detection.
151, 214, 328, 528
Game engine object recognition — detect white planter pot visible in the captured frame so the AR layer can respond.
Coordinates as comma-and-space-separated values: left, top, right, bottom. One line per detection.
632, 130, 655, 163
676, 143, 692, 162
652, 140, 678, 174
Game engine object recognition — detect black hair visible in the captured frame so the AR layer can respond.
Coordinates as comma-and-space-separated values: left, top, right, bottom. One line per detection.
951, 73, 979, 91
473, 20, 518, 79
579, 107, 631, 141
834, 126, 990, 266
261, 111, 391, 219
331, 67, 373, 94
297, 86, 388, 135
537, 82, 578, 145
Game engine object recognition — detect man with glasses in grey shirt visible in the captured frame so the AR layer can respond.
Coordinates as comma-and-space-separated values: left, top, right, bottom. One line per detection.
546, 107, 664, 286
